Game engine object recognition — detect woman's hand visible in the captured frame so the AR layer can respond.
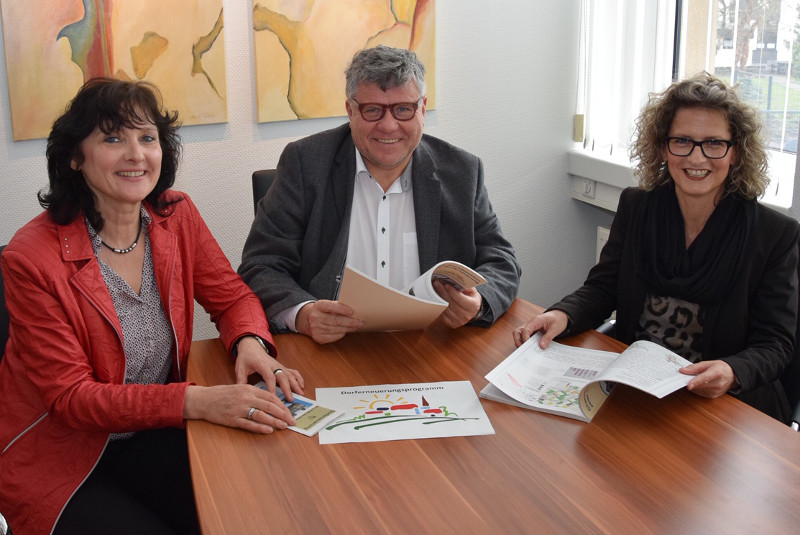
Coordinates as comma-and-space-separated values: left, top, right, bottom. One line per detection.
680, 360, 737, 398
234, 336, 305, 402
513, 310, 569, 348
183, 384, 296, 434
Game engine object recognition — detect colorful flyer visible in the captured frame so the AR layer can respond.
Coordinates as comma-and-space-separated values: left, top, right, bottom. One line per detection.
316, 381, 495, 444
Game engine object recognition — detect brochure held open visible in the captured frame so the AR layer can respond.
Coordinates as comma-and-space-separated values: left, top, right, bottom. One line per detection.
480, 333, 693, 422
337, 261, 486, 332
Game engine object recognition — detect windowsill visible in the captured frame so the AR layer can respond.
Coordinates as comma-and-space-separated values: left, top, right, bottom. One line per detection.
568, 147, 794, 213
567, 148, 635, 212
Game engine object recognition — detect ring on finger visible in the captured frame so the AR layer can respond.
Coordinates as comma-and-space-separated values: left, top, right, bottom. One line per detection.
247, 407, 257, 420
274, 368, 285, 376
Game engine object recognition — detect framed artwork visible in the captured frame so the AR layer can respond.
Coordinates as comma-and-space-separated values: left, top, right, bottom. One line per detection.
0, 0, 227, 141
252, 0, 435, 122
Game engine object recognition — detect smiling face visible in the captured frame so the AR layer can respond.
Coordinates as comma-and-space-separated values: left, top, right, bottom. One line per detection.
73, 122, 162, 214
345, 81, 426, 188
663, 107, 737, 208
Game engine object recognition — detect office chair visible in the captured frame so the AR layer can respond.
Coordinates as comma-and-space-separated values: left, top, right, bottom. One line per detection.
251, 169, 277, 215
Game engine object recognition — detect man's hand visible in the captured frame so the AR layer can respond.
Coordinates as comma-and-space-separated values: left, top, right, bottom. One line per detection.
296, 300, 363, 344
433, 280, 483, 328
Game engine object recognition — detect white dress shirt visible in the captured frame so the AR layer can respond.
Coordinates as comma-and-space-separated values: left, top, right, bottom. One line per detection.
273, 149, 420, 331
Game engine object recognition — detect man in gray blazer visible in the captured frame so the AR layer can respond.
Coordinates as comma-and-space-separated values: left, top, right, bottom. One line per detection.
240, 45, 520, 343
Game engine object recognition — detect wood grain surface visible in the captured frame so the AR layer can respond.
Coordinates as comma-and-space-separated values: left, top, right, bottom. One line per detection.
187, 299, 800, 534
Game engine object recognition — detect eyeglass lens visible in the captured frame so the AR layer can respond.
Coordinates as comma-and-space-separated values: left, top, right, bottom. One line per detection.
357, 102, 419, 122
667, 137, 731, 159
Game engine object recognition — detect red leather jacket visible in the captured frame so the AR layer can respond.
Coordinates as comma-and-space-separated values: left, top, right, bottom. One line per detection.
0, 191, 273, 534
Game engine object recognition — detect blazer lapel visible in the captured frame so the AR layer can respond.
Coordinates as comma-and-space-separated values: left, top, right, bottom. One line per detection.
411, 142, 441, 272
317, 136, 357, 298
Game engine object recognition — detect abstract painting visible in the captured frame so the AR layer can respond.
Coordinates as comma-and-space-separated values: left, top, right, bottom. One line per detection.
252, 0, 436, 122
0, 0, 227, 141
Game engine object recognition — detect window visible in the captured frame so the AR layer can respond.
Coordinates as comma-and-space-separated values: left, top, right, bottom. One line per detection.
580, 1, 675, 160
577, 0, 800, 209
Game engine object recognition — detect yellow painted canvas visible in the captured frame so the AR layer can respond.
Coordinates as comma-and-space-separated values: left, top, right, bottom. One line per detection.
252, 0, 436, 122
0, 0, 227, 141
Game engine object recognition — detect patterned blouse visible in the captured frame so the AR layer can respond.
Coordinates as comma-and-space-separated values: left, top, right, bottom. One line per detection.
86, 209, 174, 440
635, 293, 703, 363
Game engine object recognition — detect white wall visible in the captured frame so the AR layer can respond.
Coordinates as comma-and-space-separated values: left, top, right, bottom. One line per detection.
0, 1, 613, 339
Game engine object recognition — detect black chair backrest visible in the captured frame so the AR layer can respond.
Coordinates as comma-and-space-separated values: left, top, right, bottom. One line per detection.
0, 245, 8, 361
252, 169, 277, 215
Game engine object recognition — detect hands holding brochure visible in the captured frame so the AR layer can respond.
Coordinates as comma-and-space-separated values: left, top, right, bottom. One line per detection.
404, 262, 488, 328
483, 332, 692, 422
337, 261, 487, 332
516, 309, 741, 401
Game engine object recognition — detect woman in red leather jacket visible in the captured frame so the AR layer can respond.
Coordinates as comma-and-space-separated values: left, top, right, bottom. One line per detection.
0, 78, 305, 534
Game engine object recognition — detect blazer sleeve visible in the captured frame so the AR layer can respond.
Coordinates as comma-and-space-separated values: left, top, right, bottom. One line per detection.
721, 213, 799, 392
550, 187, 640, 335
178, 195, 275, 356
468, 158, 522, 326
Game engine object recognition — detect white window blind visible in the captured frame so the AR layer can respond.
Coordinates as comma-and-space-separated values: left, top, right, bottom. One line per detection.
576, 0, 800, 210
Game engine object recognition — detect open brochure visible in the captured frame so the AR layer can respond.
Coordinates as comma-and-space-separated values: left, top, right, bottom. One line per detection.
255, 381, 345, 436
480, 333, 692, 422
337, 261, 486, 332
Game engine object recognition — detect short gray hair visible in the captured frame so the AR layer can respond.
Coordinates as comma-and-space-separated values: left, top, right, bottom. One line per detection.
345, 45, 426, 100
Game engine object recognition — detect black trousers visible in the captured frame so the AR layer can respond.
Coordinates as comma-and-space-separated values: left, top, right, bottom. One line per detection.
54, 427, 200, 534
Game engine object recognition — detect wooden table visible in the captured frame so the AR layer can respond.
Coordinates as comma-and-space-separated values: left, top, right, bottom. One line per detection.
187, 299, 800, 534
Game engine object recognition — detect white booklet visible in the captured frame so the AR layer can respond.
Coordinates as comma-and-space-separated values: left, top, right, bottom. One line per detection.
255, 381, 345, 436
480, 333, 693, 422
337, 261, 486, 332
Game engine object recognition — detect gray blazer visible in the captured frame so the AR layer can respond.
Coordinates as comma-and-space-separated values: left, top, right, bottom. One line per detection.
239, 123, 521, 332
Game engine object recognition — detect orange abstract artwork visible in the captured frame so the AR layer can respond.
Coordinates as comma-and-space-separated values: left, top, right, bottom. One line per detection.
0, 0, 227, 141
252, 0, 436, 122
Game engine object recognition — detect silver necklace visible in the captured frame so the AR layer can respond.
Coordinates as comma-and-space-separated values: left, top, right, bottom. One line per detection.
100, 222, 142, 254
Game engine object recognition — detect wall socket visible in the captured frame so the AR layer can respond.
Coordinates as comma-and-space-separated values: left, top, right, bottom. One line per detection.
596, 226, 610, 263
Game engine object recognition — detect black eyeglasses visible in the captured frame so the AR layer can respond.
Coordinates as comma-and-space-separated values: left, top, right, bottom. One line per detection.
351, 98, 422, 122
665, 137, 734, 159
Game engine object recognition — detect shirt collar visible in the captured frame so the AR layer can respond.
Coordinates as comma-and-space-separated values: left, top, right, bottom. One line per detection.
354, 148, 412, 193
